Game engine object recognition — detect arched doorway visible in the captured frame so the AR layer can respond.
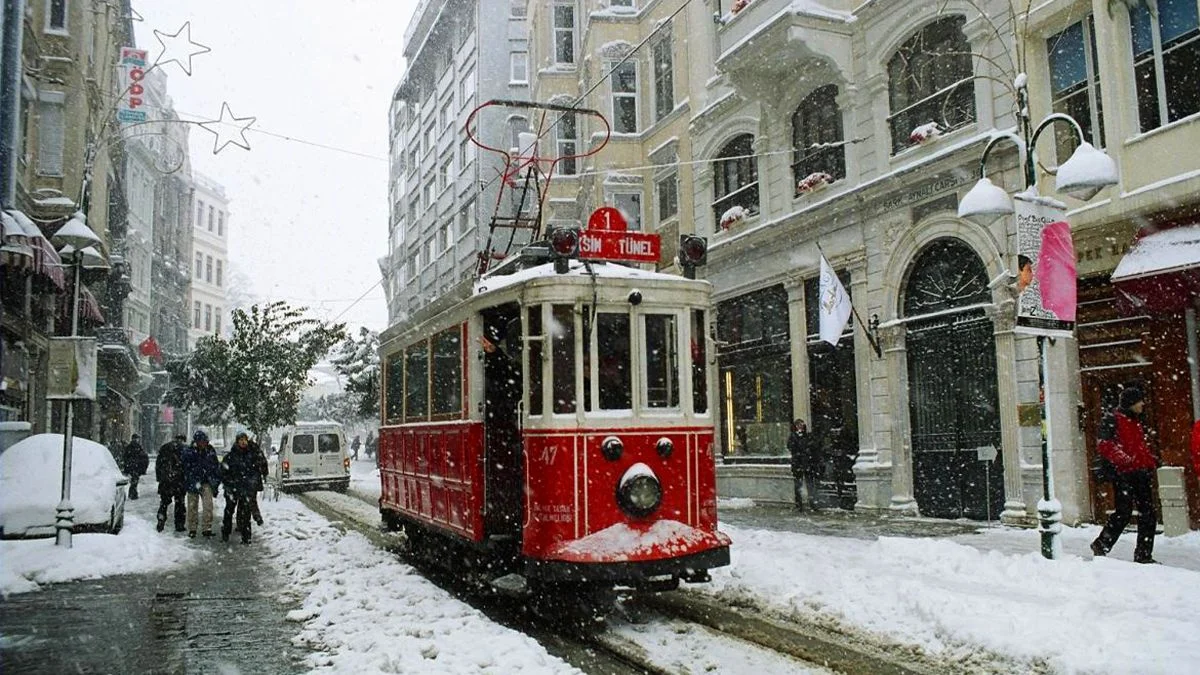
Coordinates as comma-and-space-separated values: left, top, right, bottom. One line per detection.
903, 238, 1004, 519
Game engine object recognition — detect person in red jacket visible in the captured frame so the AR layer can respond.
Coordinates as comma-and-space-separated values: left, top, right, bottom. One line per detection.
1091, 387, 1159, 563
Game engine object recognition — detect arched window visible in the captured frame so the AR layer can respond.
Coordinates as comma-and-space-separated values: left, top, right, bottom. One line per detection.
887, 16, 976, 153
902, 238, 990, 318
712, 134, 758, 226
792, 84, 845, 194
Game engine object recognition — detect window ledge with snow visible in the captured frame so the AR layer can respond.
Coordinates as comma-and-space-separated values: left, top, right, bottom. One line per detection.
1123, 110, 1200, 149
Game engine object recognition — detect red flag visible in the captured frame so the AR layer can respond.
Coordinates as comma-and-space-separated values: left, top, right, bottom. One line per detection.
139, 335, 163, 363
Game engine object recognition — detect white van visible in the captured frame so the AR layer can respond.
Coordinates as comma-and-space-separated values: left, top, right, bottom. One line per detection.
272, 422, 350, 492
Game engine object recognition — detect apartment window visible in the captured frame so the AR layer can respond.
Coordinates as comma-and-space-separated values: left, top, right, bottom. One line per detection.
459, 66, 475, 105
442, 221, 454, 252
193, 301, 201, 328
46, 0, 67, 32
425, 238, 436, 264
215, 311, 222, 335
509, 116, 529, 150
712, 134, 759, 225
886, 16, 976, 153
441, 99, 453, 130
611, 0, 635, 7
1047, 17, 1105, 160
510, 0, 527, 18
207, 206, 214, 231
792, 84, 846, 194
217, 211, 225, 236
408, 147, 418, 174
656, 172, 678, 223
423, 182, 433, 208
553, 2, 576, 65
204, 304, 212, 331
424, 123, 435, 155
652, 35, 674, 121
36, 94, 65, 175
195, 252, 203, 277
439, 157, 453, 191
205, 255, 213, 282
1130, 0, 1200, 132
216, 260, 224, 287
406, 254, 417, 280
458, 135, 472, 172
510, 51, 528, 84
610, 192, 642, 231
196, 201, 204, 227
557, 113, 577, 175
610, 61, 638, 133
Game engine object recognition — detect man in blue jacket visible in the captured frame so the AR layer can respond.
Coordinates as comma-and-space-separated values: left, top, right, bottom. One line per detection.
182, 430, 221, 538
221, 432, 261, 544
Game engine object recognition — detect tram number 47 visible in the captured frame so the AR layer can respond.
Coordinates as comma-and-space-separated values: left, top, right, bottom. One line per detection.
578, 230, 661, 263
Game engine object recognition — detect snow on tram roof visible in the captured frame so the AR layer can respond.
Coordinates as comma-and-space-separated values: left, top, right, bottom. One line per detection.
474, 260, 695, 295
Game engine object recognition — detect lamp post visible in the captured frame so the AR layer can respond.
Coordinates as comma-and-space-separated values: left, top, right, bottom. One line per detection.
958, 82, 1119, 559
50, 211, 106, 548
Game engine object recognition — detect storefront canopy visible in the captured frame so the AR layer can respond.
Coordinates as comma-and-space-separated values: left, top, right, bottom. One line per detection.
1112, 225, 1200, 314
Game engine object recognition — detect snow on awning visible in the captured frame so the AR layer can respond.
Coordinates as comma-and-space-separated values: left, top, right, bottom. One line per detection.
1112, 225, 1200, 315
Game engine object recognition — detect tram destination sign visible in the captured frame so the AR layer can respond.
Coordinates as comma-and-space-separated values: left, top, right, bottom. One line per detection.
578, 229, 661, 263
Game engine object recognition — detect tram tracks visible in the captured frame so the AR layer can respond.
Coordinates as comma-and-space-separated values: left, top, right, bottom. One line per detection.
294, 490, 932, 674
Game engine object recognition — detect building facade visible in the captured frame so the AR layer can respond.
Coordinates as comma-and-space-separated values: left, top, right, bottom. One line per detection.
189, 172, 228, 349
383, 0, 530, 323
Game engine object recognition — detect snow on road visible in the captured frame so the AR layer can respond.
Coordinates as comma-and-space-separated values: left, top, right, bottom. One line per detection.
608, 615, 832, 674
0, 513, 206, 597
705, 522, 1200, 674
258, 496, 578, 674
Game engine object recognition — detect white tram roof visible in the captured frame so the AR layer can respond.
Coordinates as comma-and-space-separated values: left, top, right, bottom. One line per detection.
474, 260, 694, 296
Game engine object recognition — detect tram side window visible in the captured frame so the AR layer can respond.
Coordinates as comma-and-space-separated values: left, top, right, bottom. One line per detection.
551, 304, 576, 414
405, 341, 429, 422
431, 327, 462, 416
644, 314, 679, 408
597, 312, 632, 410
692, 309, 708, 413
385, 352, 404, 423
582, 307, 593, 411
528, 306, 543, 415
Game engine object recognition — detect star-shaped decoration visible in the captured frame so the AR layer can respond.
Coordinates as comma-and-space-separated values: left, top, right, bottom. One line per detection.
152, 21, 211, 76
199, 103, 257, 154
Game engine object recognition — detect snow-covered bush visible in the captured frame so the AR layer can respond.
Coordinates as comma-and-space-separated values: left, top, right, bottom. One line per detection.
797, 172, 834, 194
909, 121, 943, 145
719, 205, 749, 230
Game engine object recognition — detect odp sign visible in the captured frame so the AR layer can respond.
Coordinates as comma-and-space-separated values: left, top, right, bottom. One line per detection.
581, 207, 661, 263
118, 48, 148, 124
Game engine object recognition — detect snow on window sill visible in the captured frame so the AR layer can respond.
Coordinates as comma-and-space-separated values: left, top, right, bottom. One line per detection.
887, 122, 977, 166
1123, 110, 1200, 149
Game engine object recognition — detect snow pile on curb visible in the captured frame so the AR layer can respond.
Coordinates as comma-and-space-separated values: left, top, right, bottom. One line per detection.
259, 498, 578, 673
704, 523, 1200, 674
0, 514, 206, 596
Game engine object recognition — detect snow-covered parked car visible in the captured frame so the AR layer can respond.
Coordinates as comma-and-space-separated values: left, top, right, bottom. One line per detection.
0, 433, 128, 538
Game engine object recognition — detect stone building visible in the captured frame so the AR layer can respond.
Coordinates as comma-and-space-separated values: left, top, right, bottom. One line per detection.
188, 172, 227, 350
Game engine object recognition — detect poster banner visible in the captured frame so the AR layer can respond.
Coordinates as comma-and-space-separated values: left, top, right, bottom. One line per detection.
1014, 195, 1074, 336
46, 337, 98, 400
117, 48, 148, 124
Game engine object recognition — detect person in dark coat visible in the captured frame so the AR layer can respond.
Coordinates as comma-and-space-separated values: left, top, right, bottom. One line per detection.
1091, 387, 1159, 563
221, 432, 261, 544
155, 434, 188, 532
247, 436, 268, 526
182, 430, 221, 538
366, 431, 378, 465
351, 435, 361, 461
787, 419, 821, 512
123, 434, 149, 500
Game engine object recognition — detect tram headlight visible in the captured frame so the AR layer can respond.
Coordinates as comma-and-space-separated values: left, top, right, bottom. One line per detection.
547, 227, 580, 274
617, 462, 663, 518
656, 437, 674, 459
678, 235, 708, 279
601, 435, 624, 461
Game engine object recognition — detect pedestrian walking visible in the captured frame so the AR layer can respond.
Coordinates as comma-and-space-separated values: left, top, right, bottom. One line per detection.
248, 435, 268, 526
788, 419, 821, 512
183, 430, 221, 538
155, 434, 188, 532
825, 418, 857, 509
351, 435, 361, 461
366, 431, 378, 466
220, 432, 260, 544
1091, 387, 1159, 564
122, 434, 149, 500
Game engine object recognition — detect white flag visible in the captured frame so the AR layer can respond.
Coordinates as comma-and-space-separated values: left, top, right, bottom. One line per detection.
819, 255, 852, 346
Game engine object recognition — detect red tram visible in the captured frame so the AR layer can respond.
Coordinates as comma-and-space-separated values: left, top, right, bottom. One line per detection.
376, 242, 730, 593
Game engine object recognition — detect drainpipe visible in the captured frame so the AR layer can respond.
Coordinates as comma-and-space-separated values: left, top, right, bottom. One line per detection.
1, 0, 27, 207
1187, 308, 1200, 420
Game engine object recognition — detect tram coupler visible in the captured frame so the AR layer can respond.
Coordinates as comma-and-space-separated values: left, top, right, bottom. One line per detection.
681, 569, 711, 584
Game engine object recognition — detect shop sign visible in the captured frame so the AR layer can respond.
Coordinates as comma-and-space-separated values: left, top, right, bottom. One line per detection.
118, 48, 148, 124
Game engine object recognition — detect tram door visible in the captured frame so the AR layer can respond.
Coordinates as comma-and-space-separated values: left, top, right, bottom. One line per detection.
907, 313, 1004, 520
482, 303, 523, 536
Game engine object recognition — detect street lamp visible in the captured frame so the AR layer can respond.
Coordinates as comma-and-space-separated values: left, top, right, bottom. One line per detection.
958, 83, 1119, 559
50, 210, 106, 548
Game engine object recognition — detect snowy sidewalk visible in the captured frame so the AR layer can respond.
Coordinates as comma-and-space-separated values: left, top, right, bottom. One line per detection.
710, 503, 1200, 674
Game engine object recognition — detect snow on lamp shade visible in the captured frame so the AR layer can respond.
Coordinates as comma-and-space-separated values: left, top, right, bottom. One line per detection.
958, 177, 1014, 226
1054, 142, 1118, 201
52, 211, 102, 249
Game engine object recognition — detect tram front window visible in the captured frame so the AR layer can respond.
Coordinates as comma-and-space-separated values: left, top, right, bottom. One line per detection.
551, 305, 577, 413
597, 313, 632, 410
